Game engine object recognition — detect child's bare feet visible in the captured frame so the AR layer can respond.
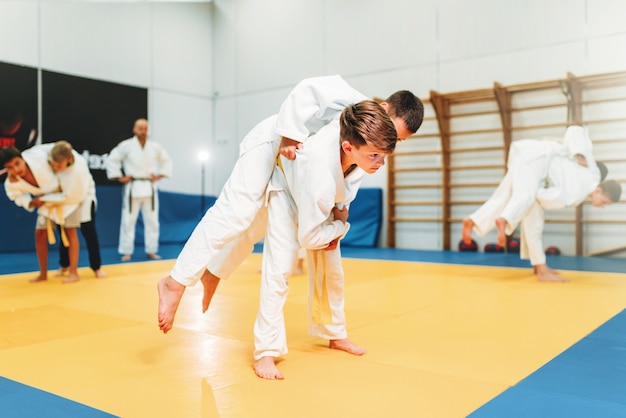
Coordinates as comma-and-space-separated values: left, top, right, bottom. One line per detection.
329, 338, 367, 355
158, 276, 186, 333
495, 217, 507, 247
461, 218, 475, 245
94, 269, 106, 278
535, 264, 568, 283
63, 273, 80, 284
29, 274, 48, 283
254, 356, 284, 380
200, 270, 220, 313
533, 266, 559, 275
55, 267, 69, 277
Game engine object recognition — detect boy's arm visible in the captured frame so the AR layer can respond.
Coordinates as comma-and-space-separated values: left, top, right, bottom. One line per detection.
275, 75, 368, 144
563, 126, 597, 169
295, 173, 350, 250
4, 181, 35, 211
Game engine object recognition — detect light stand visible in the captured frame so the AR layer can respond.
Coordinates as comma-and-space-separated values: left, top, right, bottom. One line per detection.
198, 150, 210, 215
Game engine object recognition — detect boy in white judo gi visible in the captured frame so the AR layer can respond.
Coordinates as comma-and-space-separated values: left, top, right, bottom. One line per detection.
106, 118, 173, 262
49, 141, 106, 280
253, 100, 398, 380
1, 141, 90, 283
158, 75, 424, 333
461, 126, 621, 281
517, 178, 620, 282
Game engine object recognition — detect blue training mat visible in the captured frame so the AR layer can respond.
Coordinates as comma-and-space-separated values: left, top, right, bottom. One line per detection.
0, 376, 118, 418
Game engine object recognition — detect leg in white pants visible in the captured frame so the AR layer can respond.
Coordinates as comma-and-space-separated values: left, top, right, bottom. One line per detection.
119, 196, 146, 255
207, 206, 268, 280
307, 246, 347, 340
520, 202, 546, 266
469, 171, 513, 237
169, 140, 278, 286
253, 186, 299, 361
141, 193, 160, 255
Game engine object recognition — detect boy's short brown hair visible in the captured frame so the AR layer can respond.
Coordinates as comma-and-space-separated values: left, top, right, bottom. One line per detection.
340, 100, 397, 154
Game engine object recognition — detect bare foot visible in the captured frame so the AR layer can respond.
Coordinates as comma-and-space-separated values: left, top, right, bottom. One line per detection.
329, 338, 367, 355
63, 273, 80, 284
157, 276, 186, 334
535, 264, 568, 283
55, 267, 69, 277
29, 274, 48, 283
533, 266, 559, 275
94, 269, 106, 278
254, 356, 284, 380
461, 218, 475, 245
495, 217, 507, 247
147, 253, 161, 260
121, 254, 131, 262
200, 270, 220, 313
537, 271, 569, 283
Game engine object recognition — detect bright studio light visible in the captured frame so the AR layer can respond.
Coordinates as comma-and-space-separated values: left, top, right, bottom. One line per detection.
198, 150, 210, 162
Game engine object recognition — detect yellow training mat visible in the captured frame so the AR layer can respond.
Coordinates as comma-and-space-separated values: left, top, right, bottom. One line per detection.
0, 254, 625, 417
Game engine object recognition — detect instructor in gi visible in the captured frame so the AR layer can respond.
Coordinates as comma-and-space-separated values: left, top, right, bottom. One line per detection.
106, 118, 172, 262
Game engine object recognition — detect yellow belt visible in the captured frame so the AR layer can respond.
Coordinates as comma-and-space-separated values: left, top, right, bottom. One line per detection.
276, 154, 284, 172
311, 250, 333, 325
46, 206, 69, 247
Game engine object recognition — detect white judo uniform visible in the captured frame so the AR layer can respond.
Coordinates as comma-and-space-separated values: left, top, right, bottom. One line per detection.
4, 145, 60, 213
169, 75, 368, 286
46, 149, 92, 223
469, 126, 599, 237
520, 139, 601, 266
106, 136, 172, 256
5, 144, 88, 227
253, 120, 366, 360
468, 126, 600, 265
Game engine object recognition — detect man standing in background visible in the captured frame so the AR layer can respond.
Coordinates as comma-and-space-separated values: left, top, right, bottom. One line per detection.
106, 118, 172, 262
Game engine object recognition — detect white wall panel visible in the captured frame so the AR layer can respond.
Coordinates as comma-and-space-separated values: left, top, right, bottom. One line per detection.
325, 0, 438, 76
152, 3, 212, 96
588, 34, 626, 74
212, 96, 239, 193
345, 66, 438, 101
40, 2, 151, 86
150, 89, 213, 195
212, 0, 238, 97
0, 2, 40, 67
587, 0, 626, 37
234, 0, 325, 92
439, 0, 586, 61
439, 42, 587, 91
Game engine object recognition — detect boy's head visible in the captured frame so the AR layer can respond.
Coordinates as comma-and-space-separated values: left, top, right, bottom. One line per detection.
339, 100, 397, 174
0, 146, 27, 177
49, 140, 75, 172
590, 179, 622, 208
380, 90, 424, 140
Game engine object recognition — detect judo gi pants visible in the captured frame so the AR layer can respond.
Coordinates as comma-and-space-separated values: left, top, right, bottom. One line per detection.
253, 187, 347, 360
119, 195, 159, 256
470, 155, 546, 237
169, 139, 279, 286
